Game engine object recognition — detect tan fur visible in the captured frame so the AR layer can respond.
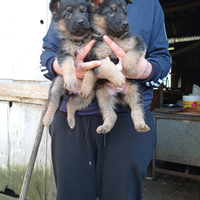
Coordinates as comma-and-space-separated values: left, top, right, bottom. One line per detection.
96, 85, 118, 134
92, 15, 107, 36
123, 83, 150, 132
110, 4, 117, 9
60, 57, 77, 90
80, 70, 97, 99
123, 52, 139, 77
94, 59, 126, 87
94, 42, 112, 59
58, 19, 71, 36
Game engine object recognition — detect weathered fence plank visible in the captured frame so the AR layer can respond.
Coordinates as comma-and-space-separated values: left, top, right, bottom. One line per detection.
0, 102, 10, 192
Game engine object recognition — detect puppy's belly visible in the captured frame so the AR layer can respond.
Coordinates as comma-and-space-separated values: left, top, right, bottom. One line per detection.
105, 81, 128, 96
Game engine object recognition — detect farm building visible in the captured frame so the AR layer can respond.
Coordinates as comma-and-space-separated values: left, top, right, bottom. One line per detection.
0, 0, 200, 199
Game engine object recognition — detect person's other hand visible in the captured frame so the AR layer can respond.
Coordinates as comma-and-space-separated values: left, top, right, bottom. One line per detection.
103, 35, 125, 73
75, 39, 102, 79
103, 35, 152, 79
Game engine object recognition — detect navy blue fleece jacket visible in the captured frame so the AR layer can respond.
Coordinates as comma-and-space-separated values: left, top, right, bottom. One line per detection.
40, 0, 171, 115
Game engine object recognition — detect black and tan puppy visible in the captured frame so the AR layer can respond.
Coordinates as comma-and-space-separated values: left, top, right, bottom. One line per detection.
44, 0, 150, 134
79, 0, 150, 133
43, 0, 94, 127
43, 0, 128, 128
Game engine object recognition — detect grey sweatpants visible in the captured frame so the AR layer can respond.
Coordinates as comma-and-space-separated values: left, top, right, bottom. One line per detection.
49, 110, 156, 200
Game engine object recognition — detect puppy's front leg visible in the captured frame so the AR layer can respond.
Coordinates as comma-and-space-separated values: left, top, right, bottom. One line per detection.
80, 70, 97, 99
60, 56, 77, 90
93, 59, 126, 88
123, 51, 141, 78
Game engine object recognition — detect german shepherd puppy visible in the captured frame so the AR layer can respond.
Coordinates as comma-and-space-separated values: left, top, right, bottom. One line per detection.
44, 0, 150, 134
79, 0, 150, 133
43, 0, 128, 128
43, 0, 93, 126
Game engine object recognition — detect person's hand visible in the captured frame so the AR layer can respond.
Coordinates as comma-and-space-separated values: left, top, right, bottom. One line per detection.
53, 59, 62, 75
53, 39, 102, 89
75, 39, 102, 79
103, 35, 152, 79
103, 35, 125, 73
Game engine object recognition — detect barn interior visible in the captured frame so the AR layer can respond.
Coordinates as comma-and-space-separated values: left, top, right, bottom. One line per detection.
151, 0, 200, 109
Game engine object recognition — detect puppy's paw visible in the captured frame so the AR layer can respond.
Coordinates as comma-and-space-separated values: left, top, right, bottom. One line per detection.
67, 117, 75, 129
43, 115, 53, 126
63, 76, 77, 91
112, 74, 126, 88
135, 124, 150, 132
96, 125, 111, 134
80, 89, 92, 99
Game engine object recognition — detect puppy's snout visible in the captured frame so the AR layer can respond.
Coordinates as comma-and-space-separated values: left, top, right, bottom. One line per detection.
77, 19, 84, 25
122, 21, 129, 28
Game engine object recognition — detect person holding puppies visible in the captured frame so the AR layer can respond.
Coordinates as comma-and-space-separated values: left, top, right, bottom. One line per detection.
40, 0, 171, 199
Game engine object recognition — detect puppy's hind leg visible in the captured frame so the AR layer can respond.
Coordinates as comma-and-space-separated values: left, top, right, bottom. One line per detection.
43, 76, 65, 126
96, 85, 118, 134
67, 90, 95, 129
123, 81, 150, 132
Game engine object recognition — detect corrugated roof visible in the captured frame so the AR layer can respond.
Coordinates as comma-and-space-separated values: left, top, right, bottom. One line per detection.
159, 0, 200, 89
159, 0, 200, 39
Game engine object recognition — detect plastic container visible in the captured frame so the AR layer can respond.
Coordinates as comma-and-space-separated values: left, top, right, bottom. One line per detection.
182, 95, 200, 109
192, 84, 200, 95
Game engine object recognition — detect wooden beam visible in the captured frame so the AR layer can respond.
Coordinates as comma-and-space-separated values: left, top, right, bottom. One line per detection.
163, 1, 200, 13
0, 82, 49, 102
171, 40, 200, 57
0, 193, 18, 200
165, 15, 200, 24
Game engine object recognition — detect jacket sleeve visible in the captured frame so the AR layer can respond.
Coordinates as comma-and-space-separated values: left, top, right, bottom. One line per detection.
139, 1, 171, 87
40, 20, 60, 81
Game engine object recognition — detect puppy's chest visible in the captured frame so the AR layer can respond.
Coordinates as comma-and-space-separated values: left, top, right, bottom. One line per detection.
94, 37, 135, 60
63, 40, 87, 57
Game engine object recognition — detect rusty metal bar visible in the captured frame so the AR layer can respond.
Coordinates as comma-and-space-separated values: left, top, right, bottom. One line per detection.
155, 167, 200, 181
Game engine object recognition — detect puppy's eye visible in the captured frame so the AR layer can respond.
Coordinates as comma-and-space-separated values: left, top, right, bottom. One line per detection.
81, 8, 87, 13
65, 11, 72, 18
124, 11, 127, 16
108, 10, 114, 16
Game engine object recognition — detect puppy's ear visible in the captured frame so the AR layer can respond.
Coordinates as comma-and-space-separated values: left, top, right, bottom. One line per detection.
90, 0, 102, 12
125, 0, 132, 4
49, 0, 60, 15
91, 0, 104, 5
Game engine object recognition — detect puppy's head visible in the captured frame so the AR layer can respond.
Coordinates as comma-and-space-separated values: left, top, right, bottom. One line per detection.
50, 0, 91, 39
91, 0, 132, 37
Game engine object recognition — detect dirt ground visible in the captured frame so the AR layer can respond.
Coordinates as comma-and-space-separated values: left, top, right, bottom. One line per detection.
143, 162, 200, 200
143, 175, 200, 200
1, 163, 200, 200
